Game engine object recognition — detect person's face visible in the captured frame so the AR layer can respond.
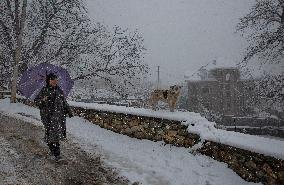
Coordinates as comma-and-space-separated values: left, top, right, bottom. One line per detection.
49, 79, 57, 87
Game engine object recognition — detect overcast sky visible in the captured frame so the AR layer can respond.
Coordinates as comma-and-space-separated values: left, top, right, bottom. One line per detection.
85, 0, 253, 85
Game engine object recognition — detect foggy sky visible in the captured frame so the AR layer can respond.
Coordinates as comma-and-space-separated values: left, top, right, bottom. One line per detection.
85, 0, 253, 85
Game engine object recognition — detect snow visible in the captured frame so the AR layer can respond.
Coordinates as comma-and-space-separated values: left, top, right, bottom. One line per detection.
68, 117, 259, 185
69, 100, 192, 121
0, 98, 279, 184
0, 137, 22, 184
69, 87, 120, 101
69, 100, 284, 160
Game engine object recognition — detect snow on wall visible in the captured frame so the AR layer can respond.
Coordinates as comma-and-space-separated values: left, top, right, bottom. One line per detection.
68, 101, 284, 160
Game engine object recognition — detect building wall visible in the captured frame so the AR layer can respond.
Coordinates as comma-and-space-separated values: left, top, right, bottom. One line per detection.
187, 68, 254, 116
188, 80, 220, 113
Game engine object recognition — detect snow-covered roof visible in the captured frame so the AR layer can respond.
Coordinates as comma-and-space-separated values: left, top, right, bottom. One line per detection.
184, 57, 239, 81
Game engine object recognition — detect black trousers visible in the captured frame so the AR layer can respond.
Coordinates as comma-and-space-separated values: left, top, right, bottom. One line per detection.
48, 142, 60, 157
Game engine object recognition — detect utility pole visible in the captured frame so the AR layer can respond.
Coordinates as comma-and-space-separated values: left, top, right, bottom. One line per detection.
157, 66, 160, 89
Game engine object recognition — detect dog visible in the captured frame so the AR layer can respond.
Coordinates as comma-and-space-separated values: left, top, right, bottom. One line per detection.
147, 85, 182, 112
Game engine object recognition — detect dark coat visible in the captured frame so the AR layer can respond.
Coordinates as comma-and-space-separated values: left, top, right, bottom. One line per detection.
35, 85, 72, 143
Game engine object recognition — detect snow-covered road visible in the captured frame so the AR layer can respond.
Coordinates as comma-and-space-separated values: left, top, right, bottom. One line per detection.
0, 113, 128, 185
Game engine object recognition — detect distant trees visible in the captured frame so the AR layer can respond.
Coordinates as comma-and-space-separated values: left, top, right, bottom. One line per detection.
236, 0, 284, 113
0, 0, 148, 102
255, 73, 284, 111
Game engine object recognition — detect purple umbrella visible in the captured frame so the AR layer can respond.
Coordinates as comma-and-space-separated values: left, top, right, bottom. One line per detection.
18, 63, 74, 100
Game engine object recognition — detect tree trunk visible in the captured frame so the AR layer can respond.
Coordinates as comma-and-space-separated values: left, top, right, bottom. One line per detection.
11, 0, 28, 103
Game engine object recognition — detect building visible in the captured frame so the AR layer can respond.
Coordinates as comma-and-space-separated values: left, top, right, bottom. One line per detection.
187, 67, 255, 116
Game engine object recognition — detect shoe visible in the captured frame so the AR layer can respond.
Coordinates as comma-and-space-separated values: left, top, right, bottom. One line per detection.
55, 155, 62, 162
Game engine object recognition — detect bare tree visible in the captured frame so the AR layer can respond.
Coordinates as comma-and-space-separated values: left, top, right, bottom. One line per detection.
236, 0, 284, 65
0, 0, 148, 101
0, 0, 28, 102
236, 0, 284, 113
71, 26, 148, 94
22, 0, 97, 66
0, 53, 11, 89
256, 73, 284, 111
1, 0, 92, 101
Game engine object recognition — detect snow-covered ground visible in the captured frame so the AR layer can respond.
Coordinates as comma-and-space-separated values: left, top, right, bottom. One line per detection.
69, 100, 284, 160
0, 98, 276, 185
0, 136, 23, 184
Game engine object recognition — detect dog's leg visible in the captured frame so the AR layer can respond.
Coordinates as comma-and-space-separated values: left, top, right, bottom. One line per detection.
147, 98, 156, 110
152, 101, 157, 111
169, 100, 175, 112
172, 99, 179, 112
146, 99, 152, 109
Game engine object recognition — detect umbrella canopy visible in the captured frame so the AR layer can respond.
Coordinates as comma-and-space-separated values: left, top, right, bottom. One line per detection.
18, 63, 74, 100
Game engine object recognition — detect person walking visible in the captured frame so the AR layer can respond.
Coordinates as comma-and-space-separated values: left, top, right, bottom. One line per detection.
35, 73, 73, 161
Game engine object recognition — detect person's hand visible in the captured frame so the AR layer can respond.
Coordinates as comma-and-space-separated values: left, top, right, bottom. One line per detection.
68, 112, 73, 118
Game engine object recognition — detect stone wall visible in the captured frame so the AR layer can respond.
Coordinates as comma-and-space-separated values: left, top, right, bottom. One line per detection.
221, 116, 283, 127
14, 98, 284, 185
226, 127, 284, 138
199, 141, 284, 185
72, 107, 200, 148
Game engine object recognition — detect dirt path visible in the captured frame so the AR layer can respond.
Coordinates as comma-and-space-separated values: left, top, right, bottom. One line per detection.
0, 113, 129, 185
